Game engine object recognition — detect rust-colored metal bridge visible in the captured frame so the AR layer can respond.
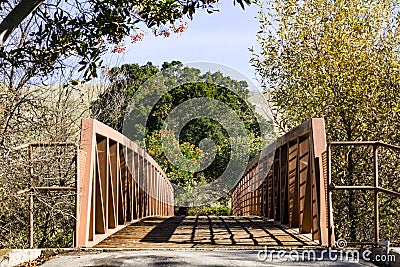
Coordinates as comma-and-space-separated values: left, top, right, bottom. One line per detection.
16, 118, 400, 249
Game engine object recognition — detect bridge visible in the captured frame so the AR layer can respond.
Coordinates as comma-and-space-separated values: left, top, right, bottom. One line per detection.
8, 118, 400, 266
73, 118, 329, 249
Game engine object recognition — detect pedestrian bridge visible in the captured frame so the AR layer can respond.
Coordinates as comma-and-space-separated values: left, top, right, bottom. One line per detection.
75, 118, 331, 248
17, 118, 400, 249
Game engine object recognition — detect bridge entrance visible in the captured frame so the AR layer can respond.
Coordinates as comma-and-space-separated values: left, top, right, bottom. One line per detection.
74, 118, 329, 248
75, 118, 326, 249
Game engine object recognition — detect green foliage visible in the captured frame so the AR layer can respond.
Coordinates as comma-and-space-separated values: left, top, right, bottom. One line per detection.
252, 0, 400, 243
187, 205, 232, 216
91, 62, 159, 131
91, 61, 273, 209
91, 61, 269, 191
146, 130, 206, 187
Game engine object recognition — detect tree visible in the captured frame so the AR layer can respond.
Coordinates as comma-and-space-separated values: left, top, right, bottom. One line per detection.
90, 62, 160, 131
0, 0, 252, 80
251, 0, 400, 242
0, 3, 105, 246
91, 61, 272, 205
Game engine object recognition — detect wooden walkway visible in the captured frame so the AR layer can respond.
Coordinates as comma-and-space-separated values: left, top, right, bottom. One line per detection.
96, 216, 317, 249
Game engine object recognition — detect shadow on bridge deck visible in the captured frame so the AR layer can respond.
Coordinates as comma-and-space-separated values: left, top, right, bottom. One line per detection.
95, 216, 317, 249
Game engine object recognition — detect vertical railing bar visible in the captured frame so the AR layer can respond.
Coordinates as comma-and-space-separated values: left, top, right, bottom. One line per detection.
153, 166, 155, 216
75, 144, 80, 248
131, 150, 135, 221
155, 171, 158, 216
116, 143, 120, 226
29, 144, 34, 249
138, 154, 141, 219
327, 143, 334, 247
105, 138, 109, 232
294, 137, 300, 227
148, 161, 151, 216
373, 145, 379, 244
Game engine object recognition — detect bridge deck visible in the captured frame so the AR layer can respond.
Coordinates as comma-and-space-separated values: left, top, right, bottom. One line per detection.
96, 216, 317, 249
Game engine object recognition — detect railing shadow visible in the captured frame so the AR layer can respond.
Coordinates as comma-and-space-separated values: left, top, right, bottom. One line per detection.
140, 216, 185, 243
137, 216, 313, 247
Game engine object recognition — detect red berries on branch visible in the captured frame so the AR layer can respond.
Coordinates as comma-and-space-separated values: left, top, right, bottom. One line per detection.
111, 43, 126, 53
130, 31, 145, 43
154, 19, 189, 37
172, 21, 188, 33
110, 20, 188, 53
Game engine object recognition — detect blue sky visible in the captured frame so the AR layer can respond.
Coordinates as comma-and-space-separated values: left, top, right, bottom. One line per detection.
108, 2, 261, 91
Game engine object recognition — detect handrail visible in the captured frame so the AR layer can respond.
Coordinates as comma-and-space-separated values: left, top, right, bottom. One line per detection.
9, 142, 78, 248
327, 141, 400, 246
231, 118, 330, 246
13, 142, 77, 151
77, 119, 174, 247
329, 141, 400, 151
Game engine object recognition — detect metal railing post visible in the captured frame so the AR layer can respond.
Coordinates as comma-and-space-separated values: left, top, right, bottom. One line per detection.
373, 145, 379, 244
327, 143, 334, 247
29, 144, 34, 249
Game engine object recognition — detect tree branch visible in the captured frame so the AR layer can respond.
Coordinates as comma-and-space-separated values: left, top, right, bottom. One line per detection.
0, 0, 44, 46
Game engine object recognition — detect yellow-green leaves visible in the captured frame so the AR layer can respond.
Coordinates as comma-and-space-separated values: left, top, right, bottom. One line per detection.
252, 0, 400, 141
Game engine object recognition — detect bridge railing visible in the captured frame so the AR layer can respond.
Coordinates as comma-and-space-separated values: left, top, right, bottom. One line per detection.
77, 119, 174, 247
11, 142, 78, 248
327, 141, 400, 247
231, 118, 330, 246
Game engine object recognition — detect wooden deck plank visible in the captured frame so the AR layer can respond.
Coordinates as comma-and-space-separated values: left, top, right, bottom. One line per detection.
95, 216, 317, 249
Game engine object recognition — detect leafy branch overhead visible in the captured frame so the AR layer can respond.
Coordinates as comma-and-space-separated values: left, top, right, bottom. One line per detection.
0, 0, 251, 80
